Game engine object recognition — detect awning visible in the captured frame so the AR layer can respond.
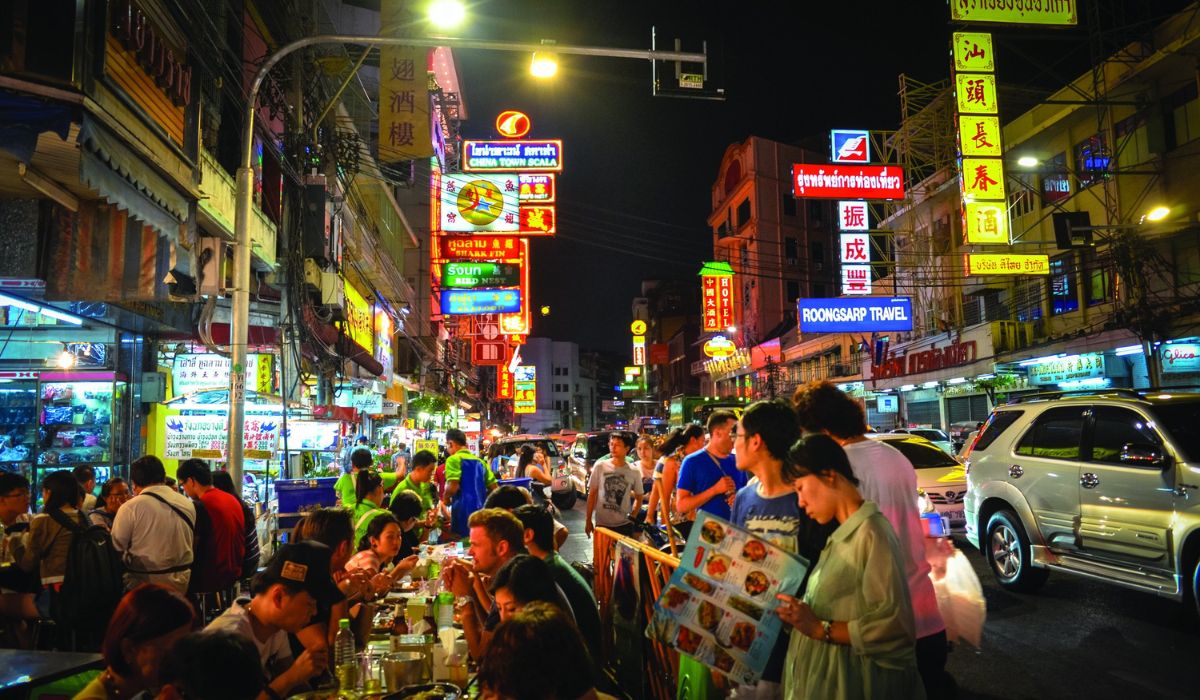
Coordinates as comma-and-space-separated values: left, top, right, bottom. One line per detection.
78, 116, 187, 241
0, 89, 73, 162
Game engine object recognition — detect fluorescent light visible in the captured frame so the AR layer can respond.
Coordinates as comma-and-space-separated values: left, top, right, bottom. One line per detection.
426, 0, 466, 29
1018, 353, 1067, 367
922, 381, 939, 388
1017, 156, 1039, 168
899, 384, 917, 392
946, 377, 967, 384
1058, 377, 1110, 390
1114, 345, 1143, 356
0, 293, 83, 325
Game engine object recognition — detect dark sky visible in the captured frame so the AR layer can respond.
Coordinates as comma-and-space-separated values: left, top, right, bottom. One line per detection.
453, 1, 1184, 355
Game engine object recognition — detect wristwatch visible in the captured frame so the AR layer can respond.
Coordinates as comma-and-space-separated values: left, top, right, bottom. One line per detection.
821, 620, 833, 642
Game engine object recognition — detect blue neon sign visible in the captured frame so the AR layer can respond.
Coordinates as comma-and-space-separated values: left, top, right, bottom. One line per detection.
462, 140, 563, 172
798, 297, 913, 333
440, 289, 522, 315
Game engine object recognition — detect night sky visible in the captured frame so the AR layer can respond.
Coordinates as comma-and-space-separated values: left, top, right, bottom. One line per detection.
452, 1, 1184, 355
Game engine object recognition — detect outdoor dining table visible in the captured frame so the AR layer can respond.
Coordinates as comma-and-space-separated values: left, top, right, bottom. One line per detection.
0, 649, 103, 697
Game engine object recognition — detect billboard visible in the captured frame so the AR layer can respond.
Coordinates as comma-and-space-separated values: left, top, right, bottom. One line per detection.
440, 262, 521, 288
438, 235, 526, 262
701, 273, 735, 332
439, 289, 522, 315
830, 129, 870, 163
463, 140, 563, 172
438, 173, 520, 233
837, 201, 869, 231
792, 164, 905, 199
798, 297, 913, 333
518, 174, 555, 202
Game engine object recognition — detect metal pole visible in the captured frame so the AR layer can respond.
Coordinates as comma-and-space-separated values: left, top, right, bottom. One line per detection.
228, 32, 707, 489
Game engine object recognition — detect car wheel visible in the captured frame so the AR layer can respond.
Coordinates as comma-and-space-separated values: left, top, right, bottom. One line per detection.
552, 489, 577, 511
985, 509, 1049, 592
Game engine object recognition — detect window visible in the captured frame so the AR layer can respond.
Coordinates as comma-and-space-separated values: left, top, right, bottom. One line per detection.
1013, 278, 1043, 321
812, 283, 827, 298
782, 192, 797, 218
1015, 406, 1086, 460
810, 242, 825, 265
1050, 253, 1079, 315
1074, 133, 1109, 188
1082, 248, 1111, 306
1089, 407, 1161, 464
1114, 112, 1150, 170
972, 410, 1025, 453
1164, 82, 1200, 149
808, 201, 826, 226
736, 198, 752, 228
786, 280, 800, 303
785, 237, 799, 262
1008, 187, 1035, 219
1040, 152, 1070, 207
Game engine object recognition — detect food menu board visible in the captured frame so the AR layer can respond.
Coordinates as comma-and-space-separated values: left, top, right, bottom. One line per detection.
648, 511, 809, 684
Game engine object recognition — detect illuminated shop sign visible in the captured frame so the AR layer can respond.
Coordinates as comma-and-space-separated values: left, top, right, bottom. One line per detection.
699, 262, 735, 333
495, 110, 531, 138
798, 297, 913, 333
838, 201, 869, 231
438, 235, 526, 262
792, 164, 905, 199
1161, 343, 1200, 374
963, 201, 1009, 244
341, 282, 373, 350
702, 335, 736, 358
440, 289, 522, 315
965, 254, 1049, 276
841, 265, 871, 295
518, 174, 555, 202
830, 129, 870, 163
463, 140, 563, 172
514, 365, 536, 413
1028, 353, 1103, 385
950, 1, 1078, 26
439, 173, 520, 233
440, 262, 521, 288
871, 340, 979, 379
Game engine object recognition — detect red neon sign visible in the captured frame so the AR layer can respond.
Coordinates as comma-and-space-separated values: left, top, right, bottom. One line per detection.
792, 164, 906, 199
495, 110, 531, 138
701, 275, 735, 332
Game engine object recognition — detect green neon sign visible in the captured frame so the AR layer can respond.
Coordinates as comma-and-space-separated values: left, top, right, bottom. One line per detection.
441, 262, 521, 288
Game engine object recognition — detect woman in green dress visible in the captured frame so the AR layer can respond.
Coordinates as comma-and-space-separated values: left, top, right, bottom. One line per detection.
774, 434, 924, 700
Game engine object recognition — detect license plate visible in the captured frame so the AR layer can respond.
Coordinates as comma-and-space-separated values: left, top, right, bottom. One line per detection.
945, 509, 965, 523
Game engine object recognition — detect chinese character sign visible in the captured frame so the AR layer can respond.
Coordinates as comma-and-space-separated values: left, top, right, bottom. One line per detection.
439, 173, 520, 233
959, 116, 1002, 157
165, 415, 281, 460
961, 158, 1006, 200
378, 44, 432, 163
514, 365, 536, 414
840, 234, 870, 264
837, 201, 869, 231
841, 265, 871, 295
701, 274, 735, 332
953, 32, 994, 72
497, 361, 515, 400
955, 73, 997, 115
952, 30, 1008, 248
963, 202, 1010, 245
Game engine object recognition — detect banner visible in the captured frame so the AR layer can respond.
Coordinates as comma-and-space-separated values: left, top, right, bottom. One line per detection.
378, 43, 433, 163
164, 414, 280, 460
172, 353, 271, 398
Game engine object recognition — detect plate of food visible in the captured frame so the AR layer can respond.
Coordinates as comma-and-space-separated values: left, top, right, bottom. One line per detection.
700, 520, 726, 545
697, 600, 722, 631
727, 595, 764, 621
729, 621, 757, 652
683, 572, 715, 595
675, 625, 704, 654
741, 540, 767, 563
743, 570, 770, 597
705, 553, 732, 578
662, 585, 690, 610
712, 647, 736, 673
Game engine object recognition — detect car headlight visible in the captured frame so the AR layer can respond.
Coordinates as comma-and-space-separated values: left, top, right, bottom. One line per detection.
916, 488, 935, 514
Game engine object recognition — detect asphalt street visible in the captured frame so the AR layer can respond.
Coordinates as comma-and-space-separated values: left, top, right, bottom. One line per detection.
555, 503, 1200, 699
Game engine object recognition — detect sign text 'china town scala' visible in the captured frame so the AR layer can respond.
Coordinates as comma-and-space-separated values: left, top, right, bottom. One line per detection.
463, 140, 563, 172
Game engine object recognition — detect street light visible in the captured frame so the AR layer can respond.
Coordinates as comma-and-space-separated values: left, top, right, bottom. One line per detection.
1144, 205, 1170, 222
530, 51, 558, 78
426, 0, 466, 29
1016, 156, 1039, 168
226, 33, 707, 488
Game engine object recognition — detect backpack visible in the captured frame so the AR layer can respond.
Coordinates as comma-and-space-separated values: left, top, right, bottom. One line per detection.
48, 509, 125, 625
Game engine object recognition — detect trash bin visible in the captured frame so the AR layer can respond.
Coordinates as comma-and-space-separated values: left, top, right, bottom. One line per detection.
275, 477, 338, 530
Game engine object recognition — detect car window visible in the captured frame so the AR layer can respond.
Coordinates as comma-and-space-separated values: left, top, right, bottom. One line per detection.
910, 429, 948, 442
587, 436, 609, 459
883, 438, 959, 468
972, 410, 1023, 453
1088, 406, 1162, 464
1151, 402, 1200, 462
1015, 406, 1086, 460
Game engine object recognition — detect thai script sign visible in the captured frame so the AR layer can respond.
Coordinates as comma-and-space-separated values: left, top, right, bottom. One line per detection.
965, 254, 1049, 275
950, 1, 1077, 26
792, 165, 905, 199
518, 174, 556, 202
165, 415, 280, 460
172, 353, 270, 398
463, 140, 563, 172
514, 365, 536, 414
871, 340, 979, 379
1029, 353, 1104, 385
440, 262, 521, 288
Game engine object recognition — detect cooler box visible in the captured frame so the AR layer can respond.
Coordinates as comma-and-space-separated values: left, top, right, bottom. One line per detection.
275, 477, 338, 530
497, 477, 533, 491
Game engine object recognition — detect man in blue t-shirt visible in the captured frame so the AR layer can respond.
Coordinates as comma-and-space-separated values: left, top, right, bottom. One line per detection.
730, 399, 835, 698
675, 410, 745, 522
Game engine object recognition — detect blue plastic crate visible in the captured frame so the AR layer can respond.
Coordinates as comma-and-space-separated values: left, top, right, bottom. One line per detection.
275, 477, 338, 529
498, 477, 533, 491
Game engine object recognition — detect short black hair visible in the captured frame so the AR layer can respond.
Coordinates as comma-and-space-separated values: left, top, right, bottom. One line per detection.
358, 512, 400, 551
445, 428, 467, 447
129, 455, 166, 487
741, 399, 800, 462
176, 458, 213, 487
485, 485, 531, 510
294, 507, 353, 551
784, 433, 859, 486
513, 504, 554, 553
0, 471, 29, 496
350, 448, 374, 469
160, 630, 264, 700
72, 465, 95, 484
791, 381, 868, 438
411, 450, 437, 468
706, 410, 738, 433
389, 490, 423, 522
608, 431, 634, 449
489, 554, 561, 608
99, 477, 127, 501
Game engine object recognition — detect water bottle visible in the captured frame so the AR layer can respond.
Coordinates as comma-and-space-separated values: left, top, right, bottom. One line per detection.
334, 618, 357, 689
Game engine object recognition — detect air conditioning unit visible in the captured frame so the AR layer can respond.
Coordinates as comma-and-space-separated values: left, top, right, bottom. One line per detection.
302, 259, 345, 316
197, 237, 228, 297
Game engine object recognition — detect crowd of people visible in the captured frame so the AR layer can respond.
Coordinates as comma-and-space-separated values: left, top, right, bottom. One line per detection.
0, 378, 959, 699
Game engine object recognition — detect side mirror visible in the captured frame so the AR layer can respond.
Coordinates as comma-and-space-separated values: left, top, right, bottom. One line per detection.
1119, 443, 1170, 467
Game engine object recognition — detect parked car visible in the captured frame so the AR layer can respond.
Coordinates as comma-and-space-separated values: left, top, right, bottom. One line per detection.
866, 432, 967, 532
489, 434, 585, 510
565, 431, 638, 503
890, 427, 955, 455
963, 389, 1200, 618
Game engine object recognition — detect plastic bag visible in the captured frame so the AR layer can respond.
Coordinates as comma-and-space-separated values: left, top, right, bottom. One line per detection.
931, 550, 986, 648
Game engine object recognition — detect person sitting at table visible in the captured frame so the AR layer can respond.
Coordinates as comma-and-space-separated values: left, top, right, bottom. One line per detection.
73, 583, 195, 700
88, 477, 130, 531
490, 553, 573, 623
12, 470, 82, 618
156, 629, 264, 700
204, 541, 342, 699
387, 490, 424, 560
350, 470, 391, 550
289, 509, 362, 674
0, 471, 37, 647
345, 512, 418, 598
442, 508, 527, 660
515, 445, 552, 506
476, 601, 618, 700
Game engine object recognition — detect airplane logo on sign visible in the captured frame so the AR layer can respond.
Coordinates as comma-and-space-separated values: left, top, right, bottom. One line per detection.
831, 130, 871, 163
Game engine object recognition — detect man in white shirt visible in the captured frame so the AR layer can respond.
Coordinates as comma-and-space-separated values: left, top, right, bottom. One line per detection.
206, 540, 340, 697
73, 466, 97, 512
792, 381, 951, 699
111, 455, 196, 594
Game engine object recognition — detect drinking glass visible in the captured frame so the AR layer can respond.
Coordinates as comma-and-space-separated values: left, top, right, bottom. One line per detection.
360, 651, 384, 695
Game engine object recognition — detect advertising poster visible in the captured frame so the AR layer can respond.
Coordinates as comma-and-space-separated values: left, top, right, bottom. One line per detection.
164, 415, 280, 460
611, 541, 644, 698
648, 511, 808, 684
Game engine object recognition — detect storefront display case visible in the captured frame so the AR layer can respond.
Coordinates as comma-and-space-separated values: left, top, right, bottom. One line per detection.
0, 380, 38, 481
35, 372, 128, 493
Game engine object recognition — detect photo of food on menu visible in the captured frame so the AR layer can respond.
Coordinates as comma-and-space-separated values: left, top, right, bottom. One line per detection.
648, 511, 809, 684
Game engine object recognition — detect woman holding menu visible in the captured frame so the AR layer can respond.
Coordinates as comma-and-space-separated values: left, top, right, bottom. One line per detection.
773, 434, 923, 699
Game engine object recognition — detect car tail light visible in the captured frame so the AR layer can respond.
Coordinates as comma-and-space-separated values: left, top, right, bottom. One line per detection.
961, 431, 983, 461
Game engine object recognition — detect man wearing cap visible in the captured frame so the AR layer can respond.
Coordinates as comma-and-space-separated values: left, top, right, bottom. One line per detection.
205, 540, 343, 698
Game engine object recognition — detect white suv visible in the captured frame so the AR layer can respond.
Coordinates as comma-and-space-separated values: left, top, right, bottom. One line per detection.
962, 390, 1200, 617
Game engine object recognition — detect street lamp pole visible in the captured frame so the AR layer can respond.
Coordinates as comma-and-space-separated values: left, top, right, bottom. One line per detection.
227, 33, 706, 487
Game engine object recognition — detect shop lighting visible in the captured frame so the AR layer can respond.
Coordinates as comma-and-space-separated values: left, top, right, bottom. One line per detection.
977, 373, 995, 380
426, 0, 466, 29
530, 50, 559, 78
0, 292, 83, 325
1058, 377, 1110, 390
1016, 156, 1039, 168
946, 377, 967, 384
922, 381, 940, 389
899, 384, 917, 392
55, 350, 77, 369
1018, 353, 1066, 367
1114, 345, 1143, 356
1144, 206, 1170, 222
